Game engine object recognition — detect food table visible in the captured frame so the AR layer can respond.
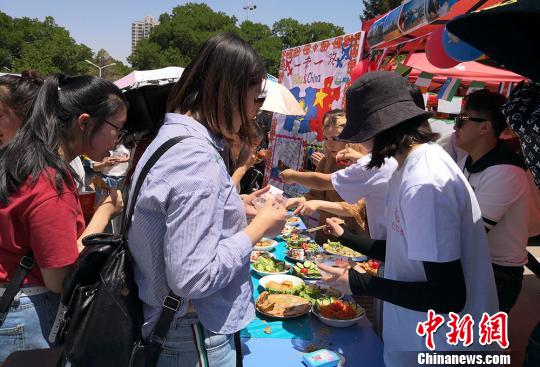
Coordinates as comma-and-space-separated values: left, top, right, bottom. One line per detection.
241, 238, 386, 367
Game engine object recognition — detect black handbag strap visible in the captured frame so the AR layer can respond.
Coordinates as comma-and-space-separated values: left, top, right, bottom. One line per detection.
120, 136, 189, 345
0, 254, 36, 325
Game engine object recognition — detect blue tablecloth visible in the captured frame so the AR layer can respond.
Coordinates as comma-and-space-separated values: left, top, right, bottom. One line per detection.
241, 240, 313, 339
241, 240, 386, 366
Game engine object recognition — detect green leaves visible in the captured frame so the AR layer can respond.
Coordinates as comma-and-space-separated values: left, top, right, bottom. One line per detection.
129, 3, 345, 76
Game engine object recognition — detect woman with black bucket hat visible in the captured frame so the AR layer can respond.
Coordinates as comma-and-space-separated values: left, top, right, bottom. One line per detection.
319, 71, 499, 366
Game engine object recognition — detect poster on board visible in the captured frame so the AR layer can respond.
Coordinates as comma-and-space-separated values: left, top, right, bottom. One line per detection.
264, 31, 365, 198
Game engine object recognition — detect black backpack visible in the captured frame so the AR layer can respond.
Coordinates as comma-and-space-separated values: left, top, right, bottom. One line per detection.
55, 136, 188, 367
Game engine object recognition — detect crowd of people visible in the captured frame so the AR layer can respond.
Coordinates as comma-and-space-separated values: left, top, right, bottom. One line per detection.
0, 8, 539, 367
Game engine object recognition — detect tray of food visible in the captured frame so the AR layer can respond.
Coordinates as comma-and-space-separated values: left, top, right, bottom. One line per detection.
312, 298, 365, 327
255, 291, 311, 319
259, 274, 305, 294
322, 240, 367, 261
293, 261, 322, 280
251, 256, 290, 276
253, 237, 279, 251
250, 250, 276, 263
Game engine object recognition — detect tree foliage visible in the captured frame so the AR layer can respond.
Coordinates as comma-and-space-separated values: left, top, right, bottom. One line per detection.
0, 12, 93, 75
360, 0, 402, 21
129, 2, 345, 76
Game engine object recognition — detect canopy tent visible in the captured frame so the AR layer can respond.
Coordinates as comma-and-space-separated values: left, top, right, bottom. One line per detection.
362, 0, 504, 55
405, 52, 525, 86
114, 67, 184, 90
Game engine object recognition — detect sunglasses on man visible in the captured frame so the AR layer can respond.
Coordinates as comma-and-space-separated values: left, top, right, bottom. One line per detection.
454, 114, 489, 129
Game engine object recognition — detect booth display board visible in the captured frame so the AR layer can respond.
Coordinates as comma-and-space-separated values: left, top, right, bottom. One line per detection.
264, 32, 365, 198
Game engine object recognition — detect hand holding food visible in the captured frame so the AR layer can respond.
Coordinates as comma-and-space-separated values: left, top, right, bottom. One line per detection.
323, 217, 345, 237
254, 196, 287, 238
293, 200, 320, 216
285, 196, 306, 209
317, 263, 352, 295
335, 145, 364, 164
311, 151, 325, 166
242, 185, 270, 218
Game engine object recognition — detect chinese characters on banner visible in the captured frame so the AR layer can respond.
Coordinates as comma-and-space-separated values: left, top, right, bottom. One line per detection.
417, 310, 509, 351
264, 32, 365, 198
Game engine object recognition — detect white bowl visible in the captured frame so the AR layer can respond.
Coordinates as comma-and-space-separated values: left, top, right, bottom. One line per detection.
312, 306, 365, 328
253, 238, 278, 251
250, 251, 276, 263
251, 263, 291, 277
258, 274, 305, 290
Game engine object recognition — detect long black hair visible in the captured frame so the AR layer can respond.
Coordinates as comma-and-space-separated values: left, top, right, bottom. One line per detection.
0, 74, 127, 205
166, 32, 266, 145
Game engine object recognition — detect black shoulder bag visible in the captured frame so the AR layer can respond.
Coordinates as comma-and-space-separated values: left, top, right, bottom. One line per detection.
55, 136, 189, 367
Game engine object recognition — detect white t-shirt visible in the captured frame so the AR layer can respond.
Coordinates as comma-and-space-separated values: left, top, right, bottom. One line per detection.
458, 157, 529, 266
101, 144, 130, 177
69, 156, 85, 191
383, 144, 498, 366
331, 154, 398, 240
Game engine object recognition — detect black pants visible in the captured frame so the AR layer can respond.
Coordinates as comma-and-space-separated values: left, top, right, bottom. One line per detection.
492, 263, 524, 313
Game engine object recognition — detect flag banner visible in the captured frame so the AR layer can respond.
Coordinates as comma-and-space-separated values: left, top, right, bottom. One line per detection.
466, 81, 486, 95
438, 78, 461, 101
395, 62, 412, 77
415, 71, 434, 93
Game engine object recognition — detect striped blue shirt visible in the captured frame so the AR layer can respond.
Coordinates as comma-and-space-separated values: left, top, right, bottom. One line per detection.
127, 113, 254, 337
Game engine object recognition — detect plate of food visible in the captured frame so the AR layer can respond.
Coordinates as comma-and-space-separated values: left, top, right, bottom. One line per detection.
283, 233, 310, 244
258, 274, 305, 293
251, 256, 291, 277
292, 261, 322, 280
253, 237, 278, 251
312, 298, 365, 327
255, 291, 311, 319
357, 259, 380, 275
287, 241, 319, 253
286, 216, 301, 224
322, 240, 367, 261
250, 250, 276, 263
285, 248, 306, 262
296, 284, 343, 304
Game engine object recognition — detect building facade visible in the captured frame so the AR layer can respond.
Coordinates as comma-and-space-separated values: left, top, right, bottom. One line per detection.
131, 16, 159, 54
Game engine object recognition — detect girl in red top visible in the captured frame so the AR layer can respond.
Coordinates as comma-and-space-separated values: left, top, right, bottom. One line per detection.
0, 74, 126, 362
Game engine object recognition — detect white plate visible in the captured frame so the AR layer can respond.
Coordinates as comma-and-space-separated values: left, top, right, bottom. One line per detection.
250, 251, 276, 263
253, 238, 278, 251
251, 263, 291, 277
258, 274, 305, 290
312, 306, 365, 328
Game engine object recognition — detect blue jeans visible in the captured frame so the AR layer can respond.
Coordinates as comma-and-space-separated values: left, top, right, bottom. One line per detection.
0, 291, 60, 363
156, 314, 237, 367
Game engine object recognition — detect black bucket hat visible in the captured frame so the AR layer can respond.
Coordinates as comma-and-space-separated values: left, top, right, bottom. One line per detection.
339, 71, 430, 143
447, 0, 540, 81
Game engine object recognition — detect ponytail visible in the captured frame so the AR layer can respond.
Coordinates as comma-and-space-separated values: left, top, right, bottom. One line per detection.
0, 74, 126, 205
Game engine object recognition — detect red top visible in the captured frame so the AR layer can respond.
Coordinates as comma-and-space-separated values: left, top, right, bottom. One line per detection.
0, 169, 83, 286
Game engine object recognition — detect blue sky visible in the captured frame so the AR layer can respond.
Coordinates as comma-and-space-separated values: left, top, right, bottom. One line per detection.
1, 0, 365, 64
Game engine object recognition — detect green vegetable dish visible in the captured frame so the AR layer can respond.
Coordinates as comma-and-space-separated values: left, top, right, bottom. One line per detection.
293, 261, 321, 279
252, 256, 288, 273
323, 240, 363, 258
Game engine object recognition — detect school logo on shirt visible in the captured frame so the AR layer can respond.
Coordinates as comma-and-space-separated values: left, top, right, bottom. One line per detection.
391, 208, 404, 235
